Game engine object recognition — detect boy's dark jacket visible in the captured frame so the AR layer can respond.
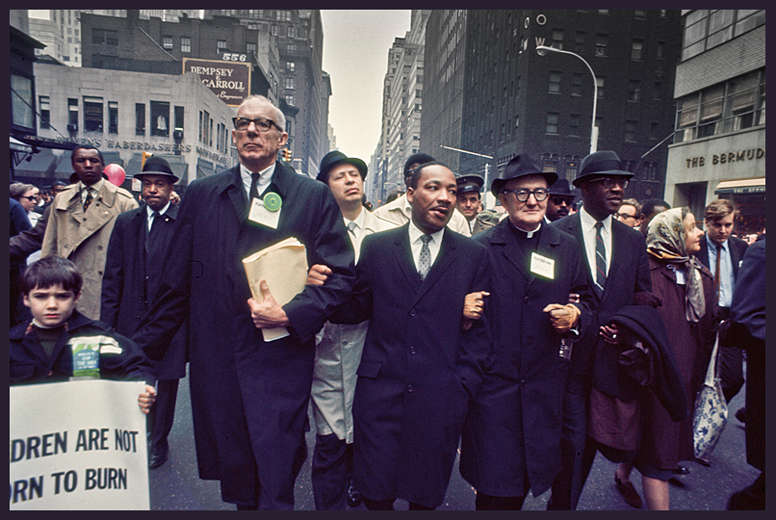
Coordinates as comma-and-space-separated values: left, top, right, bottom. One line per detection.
10, 310, 154, 385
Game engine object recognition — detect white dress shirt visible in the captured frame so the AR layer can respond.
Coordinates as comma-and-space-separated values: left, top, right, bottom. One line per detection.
408, 220, 445, 274
240, 162, 275, 200
146, 201, 171, 231
579, 206, 613, 279
343, 209, 367, 263
706, 234, 734, 307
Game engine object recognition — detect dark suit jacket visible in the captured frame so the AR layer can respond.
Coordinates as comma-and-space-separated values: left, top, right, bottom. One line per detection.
101, 203, 187, 380
131, 161, 355, 508
459, 219, 593, 497
550, 212, 652, 391
696, 233, 748, 307
336, 224, 491, 508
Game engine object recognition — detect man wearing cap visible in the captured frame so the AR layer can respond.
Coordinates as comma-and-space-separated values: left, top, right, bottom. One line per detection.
456, 174, 485, 233
372, 152, 471, 236
458, 154, 592, 510
307, 150, 392, 509
547, 150, 652, 510
131, 95, 354, 510
546, 178, 576, 222
41, 145, 138, 319
101, 156, 186, 471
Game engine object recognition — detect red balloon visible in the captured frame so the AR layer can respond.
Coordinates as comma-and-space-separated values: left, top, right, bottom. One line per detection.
104, 163, 126, 186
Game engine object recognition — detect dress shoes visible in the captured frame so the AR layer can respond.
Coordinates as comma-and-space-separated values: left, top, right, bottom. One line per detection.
672, 465, 690, 475
346, 477, 363, 508
735, 407, 747, 423
149, 446, 169, 469
614, 474, 643, 509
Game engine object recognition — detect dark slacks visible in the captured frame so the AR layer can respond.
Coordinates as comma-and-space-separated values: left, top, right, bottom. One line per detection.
363, 498, 434, 510
719, 345, 745, 403
548, 389, 589, 510
311, 433, 353, 510
148, 378, 180, 454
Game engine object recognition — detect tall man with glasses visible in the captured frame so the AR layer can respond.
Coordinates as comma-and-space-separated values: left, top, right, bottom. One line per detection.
458, 154, 592, 510
132, 95, 355, 510
546, 150, 652, 510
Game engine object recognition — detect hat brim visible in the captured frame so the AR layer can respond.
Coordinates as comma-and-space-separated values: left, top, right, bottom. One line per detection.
491, 171, 558, 196
317, 157, 368, 182
572, 170, 633, 186
134, 171, 179, 183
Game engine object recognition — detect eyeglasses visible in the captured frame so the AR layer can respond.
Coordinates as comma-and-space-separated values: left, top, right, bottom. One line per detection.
587, 177, 629, 190
232, 117, 282, 133
550, 196, 573, 205
502, 187, 549, 202
21, 196, 39, 202
615, 212, 638, 220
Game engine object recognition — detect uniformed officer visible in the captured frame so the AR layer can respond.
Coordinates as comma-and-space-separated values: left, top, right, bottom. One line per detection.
456, 174, 485, 233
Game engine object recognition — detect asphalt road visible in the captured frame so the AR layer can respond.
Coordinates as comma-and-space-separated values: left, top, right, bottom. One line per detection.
149, 365, 759, 511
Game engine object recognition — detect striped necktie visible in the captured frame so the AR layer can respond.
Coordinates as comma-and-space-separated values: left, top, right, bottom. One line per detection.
594, 221, 607, 296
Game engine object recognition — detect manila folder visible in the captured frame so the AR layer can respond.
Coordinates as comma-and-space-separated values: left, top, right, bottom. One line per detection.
242, 236, 308, 342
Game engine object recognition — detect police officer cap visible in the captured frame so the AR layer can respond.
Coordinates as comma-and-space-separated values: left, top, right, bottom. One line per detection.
457, 174, 484, 195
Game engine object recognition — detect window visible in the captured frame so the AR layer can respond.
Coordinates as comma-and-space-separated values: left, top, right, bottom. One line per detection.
285, 77, 295, 90
288, 26, 296, 38
650, 121, 660, 140
92, 28, 118, 45
682, 10, 765, 60
594, 34, 608, 57
247, 42, 256, 55
198, 111, 203, 142
571, 73, 583, 97
162, 36, 173, 50
271, 25, 278, 36
569, 113, 581, 136
209, 118, 213, 147
728, 73, 758, 131
546, 113, 559, 134
625, 121, 638, 142
286, 61, 295, 73
150, 101, 169, 137
548, 71, 562, 94
83, 96, 103, 132
285, 94, 295, 106
596, 77, 605, 99
654, 81, 663, 101
598, 9, 609, 15
39, 95, 50, 129
174, 106, 184, 133
135, 103, 145, 136
108, 101, 118, 134
552, 29, 564, 49
217, 40, 227, 54
634, 10, 647, 19
656, 41, 665, 60
575, 31, 586, 53
181, 36, 191, 53
631, 39, 644, 61
628, 80, 641, 102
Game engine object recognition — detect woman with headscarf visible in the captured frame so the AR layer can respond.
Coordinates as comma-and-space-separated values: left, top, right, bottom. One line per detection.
613, 207, 716, 510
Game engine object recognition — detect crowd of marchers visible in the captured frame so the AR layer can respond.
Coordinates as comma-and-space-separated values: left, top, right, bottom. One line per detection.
9, 95, 765, 511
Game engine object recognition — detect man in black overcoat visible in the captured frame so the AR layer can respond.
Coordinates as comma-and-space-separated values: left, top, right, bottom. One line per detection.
547, 150, 652, 510
101, 156, 186, 470
331, 161, 492, 510
131, 95, 355, 510
458, 154, 593, 509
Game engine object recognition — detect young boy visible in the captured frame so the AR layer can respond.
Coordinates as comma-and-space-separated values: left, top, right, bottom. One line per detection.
10, 256, 156, 413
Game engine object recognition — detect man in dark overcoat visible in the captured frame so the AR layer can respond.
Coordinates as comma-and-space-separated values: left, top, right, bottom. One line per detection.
547, 150, 652, 510
458, 155, 593, 509
101, 156, 187, 470
332, 161, 492, 510
131, 95, 355, 510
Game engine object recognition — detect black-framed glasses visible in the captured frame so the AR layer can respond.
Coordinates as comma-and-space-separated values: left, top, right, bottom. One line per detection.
587, 176, 629, 190
615, 211, 638, 220
232, 117, 282, 133
21, 195, 39, 202
550, 196, 573, 205
502, 187, 549, 202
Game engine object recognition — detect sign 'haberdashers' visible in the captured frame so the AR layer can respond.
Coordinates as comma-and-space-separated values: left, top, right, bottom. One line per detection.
182, 57, 252, 107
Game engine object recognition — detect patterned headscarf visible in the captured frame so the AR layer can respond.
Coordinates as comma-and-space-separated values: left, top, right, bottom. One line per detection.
646, 207, 706, 323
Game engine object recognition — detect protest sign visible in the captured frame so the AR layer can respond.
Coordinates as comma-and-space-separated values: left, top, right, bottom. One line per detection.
10, 379, 149, 510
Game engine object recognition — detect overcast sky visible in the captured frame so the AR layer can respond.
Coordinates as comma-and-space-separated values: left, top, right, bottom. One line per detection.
321, 10, 411, 164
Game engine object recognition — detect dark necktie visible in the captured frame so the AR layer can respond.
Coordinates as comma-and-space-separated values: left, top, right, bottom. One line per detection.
713, 242, 722, 302
418, 234, 432, 280
594, 221, 607, 296
82, 189, 93, 211
146, 211, 161, 253
249, 172, 260, 200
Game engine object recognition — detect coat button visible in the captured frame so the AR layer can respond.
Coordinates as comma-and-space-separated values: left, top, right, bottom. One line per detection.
97, 245, 103, 250
409, 346, 416, 355
409, 309, 416, 317
520, 378, 527, 384
145, 275, 151, 280
523, 296, 529, 302
407, 384, 415, 393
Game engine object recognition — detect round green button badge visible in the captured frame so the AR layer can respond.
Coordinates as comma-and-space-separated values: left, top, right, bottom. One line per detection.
263, 192, 282, 212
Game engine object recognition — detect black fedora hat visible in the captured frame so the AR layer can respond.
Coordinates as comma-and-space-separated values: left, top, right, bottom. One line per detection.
490, 154, 558, 196
573, 150, 633, 187
134, 155, 179, 183
316, 150, 367, 183
548, 178, 575, 197
457, 174, 484, 195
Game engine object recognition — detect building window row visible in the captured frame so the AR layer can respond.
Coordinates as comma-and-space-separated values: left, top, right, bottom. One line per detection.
682, 9, 765, 61
675, 69, 765, 142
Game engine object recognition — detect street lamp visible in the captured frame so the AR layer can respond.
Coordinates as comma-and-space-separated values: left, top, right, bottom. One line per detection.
535, 45, 598, 154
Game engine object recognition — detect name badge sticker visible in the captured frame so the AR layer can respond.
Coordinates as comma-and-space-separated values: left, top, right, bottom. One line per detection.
248, 192, 282, 229
530, 251, 555, 280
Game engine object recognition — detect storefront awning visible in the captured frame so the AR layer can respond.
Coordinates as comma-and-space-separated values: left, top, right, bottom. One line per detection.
714, 177, 766, 195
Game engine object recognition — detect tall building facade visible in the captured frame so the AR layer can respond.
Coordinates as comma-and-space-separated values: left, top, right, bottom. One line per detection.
367, 10, 430, 204
420, 9, 682, 203
664, 9, 765, 234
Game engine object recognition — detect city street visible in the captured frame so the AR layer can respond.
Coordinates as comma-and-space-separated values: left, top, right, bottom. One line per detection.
149, 365, 759, 511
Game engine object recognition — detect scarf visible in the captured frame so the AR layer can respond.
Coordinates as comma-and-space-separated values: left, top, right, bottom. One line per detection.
646, 208, 706, 323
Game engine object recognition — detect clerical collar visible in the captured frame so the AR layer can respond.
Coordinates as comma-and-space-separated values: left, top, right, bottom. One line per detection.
510, 220, 542, 238
146, 201, 171, 218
